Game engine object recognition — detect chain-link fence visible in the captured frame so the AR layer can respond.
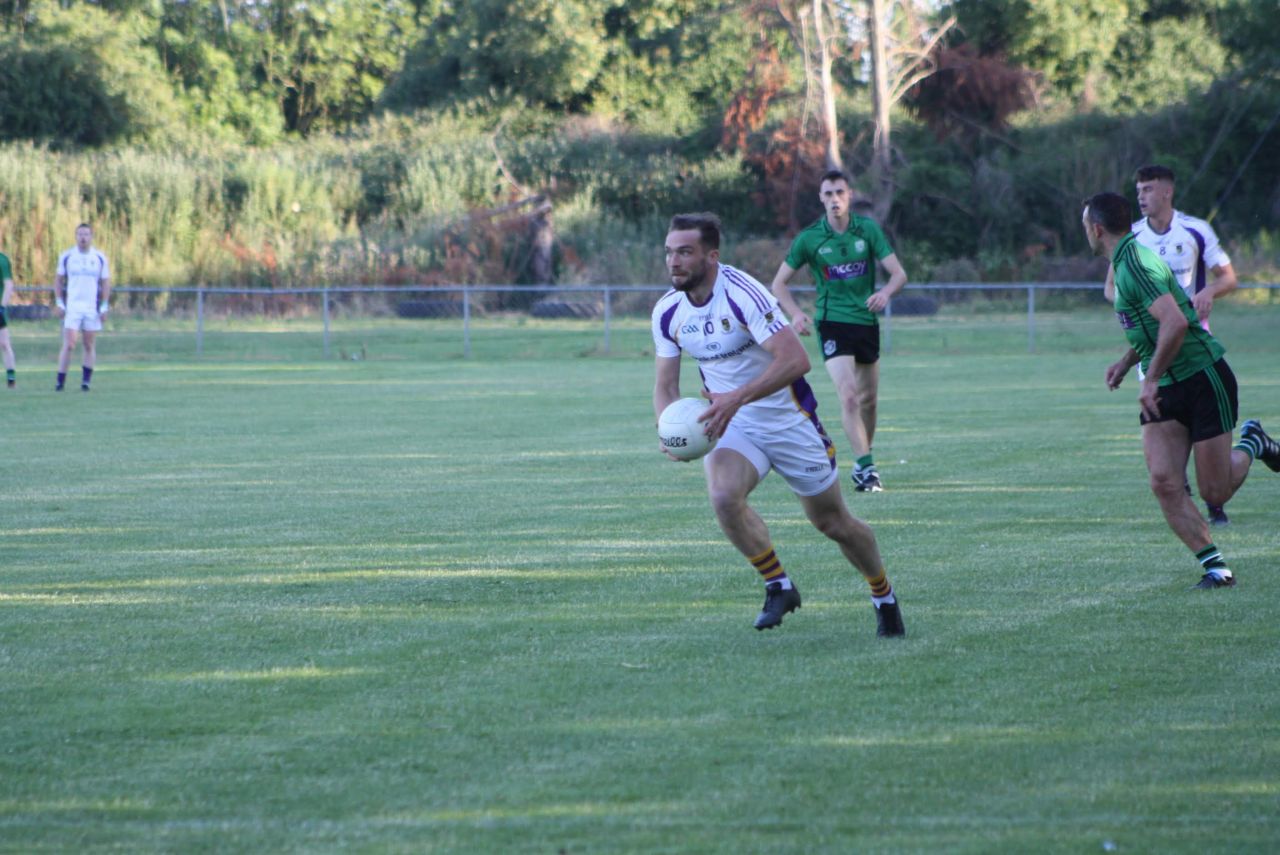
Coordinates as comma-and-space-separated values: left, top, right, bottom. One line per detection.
11, 283, 1279, 361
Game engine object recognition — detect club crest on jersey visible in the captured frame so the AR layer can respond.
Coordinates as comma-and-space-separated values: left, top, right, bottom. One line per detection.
1175, 243, 1184, 254
764, 311, 775, 323
854, 239, 866, 253
721, 317, 731, 332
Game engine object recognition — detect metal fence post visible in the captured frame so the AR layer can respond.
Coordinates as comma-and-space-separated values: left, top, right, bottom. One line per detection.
462, 287, 472, 359
1027, 284, 1036, 354
883, 294, 893, 355
603, 285, 612, 355
322, 287, 331, 359
196, 286, 204, 356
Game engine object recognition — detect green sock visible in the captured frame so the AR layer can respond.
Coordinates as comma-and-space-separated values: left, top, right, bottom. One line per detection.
1234, 435, 1261, 461
856, 454, 874, 471
1196, 544, 1229, 575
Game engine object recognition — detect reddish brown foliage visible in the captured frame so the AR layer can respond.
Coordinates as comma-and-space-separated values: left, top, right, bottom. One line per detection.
742, 116, 832, 232
220, 233, 281, 289
721, 43, 789, 152
905, 45, 1040, 142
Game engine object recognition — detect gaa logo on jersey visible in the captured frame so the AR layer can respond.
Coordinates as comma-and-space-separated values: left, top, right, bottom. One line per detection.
854, 239, 866, 253
825, 261, 868, 280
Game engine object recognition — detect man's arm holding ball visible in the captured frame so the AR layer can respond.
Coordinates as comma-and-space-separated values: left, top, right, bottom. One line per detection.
654, 355, 688, 461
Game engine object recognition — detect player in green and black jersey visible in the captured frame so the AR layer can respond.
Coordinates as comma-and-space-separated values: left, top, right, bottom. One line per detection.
770, 170, 908, 493
0, 250, 16, 387
1084, 191, 1280, 589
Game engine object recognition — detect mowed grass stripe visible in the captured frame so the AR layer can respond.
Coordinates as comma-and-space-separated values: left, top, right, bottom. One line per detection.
1, 315, 1278, 852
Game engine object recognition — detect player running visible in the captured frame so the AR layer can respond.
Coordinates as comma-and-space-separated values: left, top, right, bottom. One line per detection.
0, 248, 16, 388
1105, 164, 1239, 525
770, 169, 908, 493
652, 212, 905, 636
1084, 192, 1279, 590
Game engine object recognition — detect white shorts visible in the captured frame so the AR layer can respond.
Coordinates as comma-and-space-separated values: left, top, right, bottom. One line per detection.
707, 416, 838, 497
64, 307, 103, 332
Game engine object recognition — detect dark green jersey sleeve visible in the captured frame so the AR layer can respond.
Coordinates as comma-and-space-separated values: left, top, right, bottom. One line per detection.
1112, 235, 1224, 384
784, 232, 813, 271
0, 253, 11, 283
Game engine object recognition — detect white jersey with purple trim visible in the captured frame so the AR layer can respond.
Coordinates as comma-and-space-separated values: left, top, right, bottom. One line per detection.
1131, 210, 1230, 302
57, 247, 110, 311
651, 263, 819, 431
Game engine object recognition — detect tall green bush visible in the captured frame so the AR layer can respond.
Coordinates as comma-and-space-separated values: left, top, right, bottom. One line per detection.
0, 1, 186, 147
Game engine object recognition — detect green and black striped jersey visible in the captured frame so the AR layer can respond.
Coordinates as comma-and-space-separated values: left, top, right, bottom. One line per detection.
1112, 233, 1224, 386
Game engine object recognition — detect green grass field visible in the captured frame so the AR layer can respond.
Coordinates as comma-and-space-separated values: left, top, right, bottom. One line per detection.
2, 305, 1279, 852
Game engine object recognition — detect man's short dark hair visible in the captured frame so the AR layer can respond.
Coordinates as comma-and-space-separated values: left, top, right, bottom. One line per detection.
1134, 164, 1175, 184
820, 169, 850, 186
77, 222, 92, 232
1083, 192, 1131, 235
668, 212, 721, 250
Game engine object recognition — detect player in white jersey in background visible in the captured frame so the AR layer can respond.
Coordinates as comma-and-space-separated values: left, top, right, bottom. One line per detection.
1105, 165, 1239, 525
1130, 165, 1237, 324
54, 223, 112, 392
651, 212, 904, 636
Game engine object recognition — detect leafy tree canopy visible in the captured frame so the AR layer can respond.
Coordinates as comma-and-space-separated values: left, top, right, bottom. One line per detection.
382, 0, 758, 132
0, 0, 185, 146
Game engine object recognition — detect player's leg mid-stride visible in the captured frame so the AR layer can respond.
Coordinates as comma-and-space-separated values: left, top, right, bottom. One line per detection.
653, 212, 906, 637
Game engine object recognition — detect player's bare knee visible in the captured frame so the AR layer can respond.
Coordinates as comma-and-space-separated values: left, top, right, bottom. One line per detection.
808, 512, 843, 540
707, 488, 747, 521
1199, 482, 1230, 507
812, 508, 864, 545
1148, 472, 1185, 500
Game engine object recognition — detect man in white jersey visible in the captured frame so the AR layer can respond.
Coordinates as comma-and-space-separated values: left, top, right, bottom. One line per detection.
651, 212, 905, 636
1105, 165, 1239, 525
54, 223, 111, 392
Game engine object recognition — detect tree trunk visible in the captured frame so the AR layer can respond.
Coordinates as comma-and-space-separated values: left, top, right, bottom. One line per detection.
528, 199, 555, 286
813, 0, 842, 171
868, 0, 893, 221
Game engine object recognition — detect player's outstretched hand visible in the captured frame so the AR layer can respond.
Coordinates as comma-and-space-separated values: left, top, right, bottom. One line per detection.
866, 291, 890, 313
1192, 290, 1214, 322
1138, 380, 1161, 420
1105, 360, 1130, 391
699, 389, 743, 441
658, 442, 691, 462
790, 311, 813, 336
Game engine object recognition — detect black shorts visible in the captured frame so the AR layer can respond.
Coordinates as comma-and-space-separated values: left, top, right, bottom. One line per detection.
1140, 358, 1238, 443
817, 320, 879, 364
0, 307, 6, 330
